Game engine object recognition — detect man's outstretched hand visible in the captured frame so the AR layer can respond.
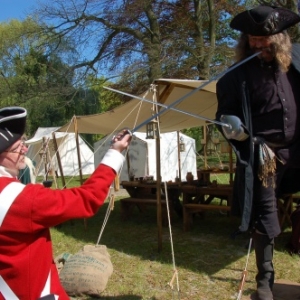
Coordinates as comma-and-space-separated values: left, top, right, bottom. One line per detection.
110, 129, 132, 152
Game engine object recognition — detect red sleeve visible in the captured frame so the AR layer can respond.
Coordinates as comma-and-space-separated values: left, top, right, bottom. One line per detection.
8, 164, 116, 230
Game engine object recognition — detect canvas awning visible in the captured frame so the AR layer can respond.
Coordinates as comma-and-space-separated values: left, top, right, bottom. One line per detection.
57, 78, 218, 134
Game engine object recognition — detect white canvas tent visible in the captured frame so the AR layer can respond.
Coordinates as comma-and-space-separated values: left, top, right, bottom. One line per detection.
26, 127, 95, 177
94, 131, 197, 182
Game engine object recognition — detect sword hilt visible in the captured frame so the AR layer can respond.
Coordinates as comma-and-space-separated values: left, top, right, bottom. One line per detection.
110, 128, 133, 145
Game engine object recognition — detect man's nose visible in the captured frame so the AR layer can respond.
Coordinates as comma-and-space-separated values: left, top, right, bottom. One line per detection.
254, 41, 261, 48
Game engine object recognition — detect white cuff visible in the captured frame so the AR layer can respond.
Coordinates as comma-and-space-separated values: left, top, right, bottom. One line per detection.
101, 149, 125, 174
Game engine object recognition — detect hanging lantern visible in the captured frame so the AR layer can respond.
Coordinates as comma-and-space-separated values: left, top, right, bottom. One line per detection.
179, 136, 186, 152
146, 121, 158, 139
212, 131, 220, 144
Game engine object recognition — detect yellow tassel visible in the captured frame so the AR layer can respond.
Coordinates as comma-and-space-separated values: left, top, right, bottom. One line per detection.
258, 144, 276, 188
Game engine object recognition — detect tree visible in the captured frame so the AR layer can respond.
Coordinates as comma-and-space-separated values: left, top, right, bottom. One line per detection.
0, 18, 102, 136
34, 0, 251, 93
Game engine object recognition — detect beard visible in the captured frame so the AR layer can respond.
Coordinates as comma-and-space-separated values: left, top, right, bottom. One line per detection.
249, 45, 275, 62
18, 158, 27, 170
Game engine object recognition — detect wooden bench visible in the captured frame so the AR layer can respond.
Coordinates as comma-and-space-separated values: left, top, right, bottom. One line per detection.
120, 197, 173, 224
183, 203, 231, 232
277, 194, 300, 228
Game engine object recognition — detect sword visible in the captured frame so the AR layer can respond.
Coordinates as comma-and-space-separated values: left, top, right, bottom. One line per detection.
104, 86, 230, 128
236, 237, 252, 300
108, 51, 260, 133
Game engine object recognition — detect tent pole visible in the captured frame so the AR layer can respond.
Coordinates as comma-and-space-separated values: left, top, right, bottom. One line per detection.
156, 120, 162, 252
52, 132, 66, 188
73, 117, 83, 185
46, 146, 58, 189
229, 145, 233, 185
73, 116, 87, 230
42, 137, 48, 179
203, 124, 208, 169
126, 151, 131, 180
152, 84, 163, 252
177, 131, 182, 182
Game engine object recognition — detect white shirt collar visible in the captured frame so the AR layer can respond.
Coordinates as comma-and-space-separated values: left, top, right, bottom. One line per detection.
0, 166, 18, 178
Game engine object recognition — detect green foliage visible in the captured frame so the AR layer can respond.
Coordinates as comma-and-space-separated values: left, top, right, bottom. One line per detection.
0, 20, 66, 129
0, 18, 104, 136
87, 76, 123, 112
182, 127, 203, 151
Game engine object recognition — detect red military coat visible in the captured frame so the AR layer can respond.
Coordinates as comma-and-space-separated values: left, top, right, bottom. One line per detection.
0, 149, 124, 299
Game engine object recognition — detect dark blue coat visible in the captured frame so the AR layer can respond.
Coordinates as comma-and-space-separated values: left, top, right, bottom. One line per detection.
216, 44, 300, 232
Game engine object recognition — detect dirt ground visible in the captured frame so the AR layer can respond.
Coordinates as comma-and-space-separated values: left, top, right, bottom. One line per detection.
243, 279, 300, 300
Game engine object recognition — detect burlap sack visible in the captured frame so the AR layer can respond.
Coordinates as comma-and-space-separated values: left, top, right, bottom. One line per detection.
59, 245, 113, 297
54, 252, 72, 274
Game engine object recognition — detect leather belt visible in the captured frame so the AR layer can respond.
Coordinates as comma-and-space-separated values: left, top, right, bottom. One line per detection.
253, 136, 287, 148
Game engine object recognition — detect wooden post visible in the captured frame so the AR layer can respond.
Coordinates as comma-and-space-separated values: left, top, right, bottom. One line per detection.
46, 146, 58, 189
74, 117, 83, 185
155, 120, 162, 252
73, 116, 86, 229
151, 84, 163, 252
203, 125, 208, 169
229, 145, 233, 185
52, 132, 66, 188
126, 151, 131, 180
43, 137, 48, 180
177, 131, 182, 182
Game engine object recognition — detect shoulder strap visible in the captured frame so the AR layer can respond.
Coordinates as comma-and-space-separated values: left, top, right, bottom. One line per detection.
0, 275, 19, 300
0, 182, 25, 227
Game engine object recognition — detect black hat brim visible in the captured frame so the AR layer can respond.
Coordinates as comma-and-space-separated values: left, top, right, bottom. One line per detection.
230, 6, 300, 36
0, 107, 27, 153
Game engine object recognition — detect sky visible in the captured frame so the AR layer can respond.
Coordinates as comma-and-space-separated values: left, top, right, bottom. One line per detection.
0, 0, 38, 22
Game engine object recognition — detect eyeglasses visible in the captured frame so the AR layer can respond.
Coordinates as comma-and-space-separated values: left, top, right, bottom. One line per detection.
4, 141, 27, 155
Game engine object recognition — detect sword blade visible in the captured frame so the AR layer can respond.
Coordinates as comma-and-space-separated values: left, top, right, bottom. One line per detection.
131, 52, 260, 132
104, 86, 230, 128
107, 51, 260, 133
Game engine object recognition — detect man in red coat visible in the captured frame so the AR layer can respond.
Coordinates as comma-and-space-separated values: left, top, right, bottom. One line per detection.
0, 106, 132, 299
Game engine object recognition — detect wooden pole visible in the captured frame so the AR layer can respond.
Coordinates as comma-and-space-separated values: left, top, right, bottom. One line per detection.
155, 121, 162, 252
46, 146, 58, 189
52, 132, 66, 188
74, 117, 83, 185
203, 125, 208, 169
177, 131, 182, 182
73, 116, 87, 229
151, 84, 163, 252
126, 151, 131, 180
43, 137, 48, 180
229, 145, 233, 185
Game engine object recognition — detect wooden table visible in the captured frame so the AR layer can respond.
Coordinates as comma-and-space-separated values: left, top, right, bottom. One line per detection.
120, 181, 233, 231
181, 184, 233, 231
120, 181, 182, 223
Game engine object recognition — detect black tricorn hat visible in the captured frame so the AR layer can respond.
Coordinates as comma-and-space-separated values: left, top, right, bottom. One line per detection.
0, 107, 27, 154
230, 5, 300, 36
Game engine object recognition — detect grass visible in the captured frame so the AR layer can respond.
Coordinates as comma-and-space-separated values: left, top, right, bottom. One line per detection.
50, 187, 300, 300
